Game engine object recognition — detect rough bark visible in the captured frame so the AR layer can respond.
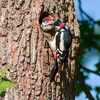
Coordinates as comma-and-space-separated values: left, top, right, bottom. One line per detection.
0, 0, 80, 100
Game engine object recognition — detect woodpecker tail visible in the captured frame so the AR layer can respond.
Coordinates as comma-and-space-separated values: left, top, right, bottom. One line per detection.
64, 50, 69, 63
50, 61, 58, 82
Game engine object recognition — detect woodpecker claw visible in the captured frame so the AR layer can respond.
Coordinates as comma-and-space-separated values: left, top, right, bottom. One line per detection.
45, 37, 49, 43
44, 36, 50, 48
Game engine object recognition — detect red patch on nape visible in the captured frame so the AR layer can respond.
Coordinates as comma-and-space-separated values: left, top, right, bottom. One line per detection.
59, 23, 64, 28
44, 17, 52, 21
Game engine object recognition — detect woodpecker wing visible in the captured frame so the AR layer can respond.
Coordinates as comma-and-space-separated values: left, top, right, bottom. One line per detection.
55, 29, 66, 62
55, 27, 72, 62
63, 28, 72, 49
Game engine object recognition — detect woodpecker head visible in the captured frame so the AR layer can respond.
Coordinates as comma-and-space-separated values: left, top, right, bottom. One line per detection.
40, 17, 54, 32
54, 20, 65, 30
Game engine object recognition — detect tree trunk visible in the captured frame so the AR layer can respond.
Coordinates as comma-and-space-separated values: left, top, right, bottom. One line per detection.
0, 0, 80, 100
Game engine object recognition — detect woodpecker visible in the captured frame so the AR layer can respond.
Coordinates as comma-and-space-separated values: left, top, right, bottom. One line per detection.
50, 20, 72, 82
40, 17, 54, 32
40, 18, 72, 82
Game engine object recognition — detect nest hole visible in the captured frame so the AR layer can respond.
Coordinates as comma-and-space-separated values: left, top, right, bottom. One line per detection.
39, 12, 51, 25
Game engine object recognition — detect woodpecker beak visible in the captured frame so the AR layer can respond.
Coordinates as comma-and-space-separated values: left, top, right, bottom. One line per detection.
51, 24, 54, 27
54, 26, 60, 31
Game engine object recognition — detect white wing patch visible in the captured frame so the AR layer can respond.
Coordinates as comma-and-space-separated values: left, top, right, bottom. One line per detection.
60, 32, 65, 51
65, 26, 68, 29
56, 48, 63, 54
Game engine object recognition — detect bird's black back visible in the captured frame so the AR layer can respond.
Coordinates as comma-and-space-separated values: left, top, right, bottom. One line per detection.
63, 27, 72, 49
55, 26, 72, 62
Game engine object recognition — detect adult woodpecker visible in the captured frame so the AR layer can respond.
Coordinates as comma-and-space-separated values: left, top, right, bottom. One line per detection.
50, 20, 72, 82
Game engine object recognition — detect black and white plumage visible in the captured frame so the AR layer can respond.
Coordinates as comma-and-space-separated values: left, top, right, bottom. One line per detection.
56, 25, 72, 62
50, 20, 72, 82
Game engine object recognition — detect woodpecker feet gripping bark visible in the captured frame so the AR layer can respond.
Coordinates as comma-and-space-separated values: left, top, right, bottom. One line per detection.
44, 36, 50, 48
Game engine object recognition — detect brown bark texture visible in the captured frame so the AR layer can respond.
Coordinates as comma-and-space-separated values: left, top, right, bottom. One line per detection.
0, 0, 80, 100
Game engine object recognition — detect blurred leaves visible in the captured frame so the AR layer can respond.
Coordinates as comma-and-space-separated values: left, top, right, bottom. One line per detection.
78, 21, 100, 62
76, 74, 91, 96
76, 0, 100, 99
77, 19, 100, 98
95, 87, 100, 100
76, 82, 82, 96
95, 60, 100, 73
95, 20, 100, 26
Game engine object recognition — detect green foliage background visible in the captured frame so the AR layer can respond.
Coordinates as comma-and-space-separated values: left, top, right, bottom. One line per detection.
0, 67, 16, 98
75, 0, 100, 99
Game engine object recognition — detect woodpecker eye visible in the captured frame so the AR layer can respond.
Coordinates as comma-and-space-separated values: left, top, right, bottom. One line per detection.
45, 21, 48, 24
